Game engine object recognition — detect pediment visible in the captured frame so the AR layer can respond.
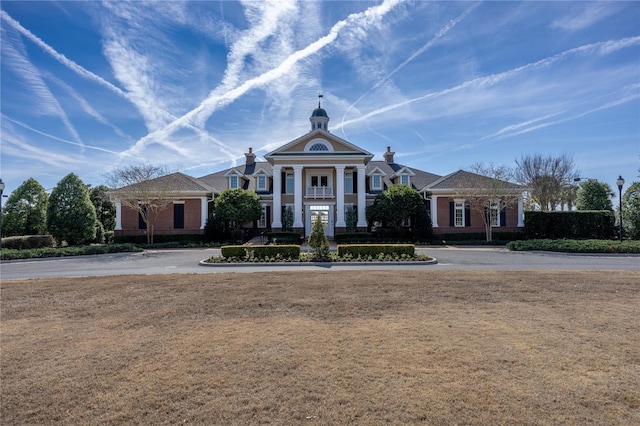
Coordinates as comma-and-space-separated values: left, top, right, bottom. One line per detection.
265, 130, 373, 160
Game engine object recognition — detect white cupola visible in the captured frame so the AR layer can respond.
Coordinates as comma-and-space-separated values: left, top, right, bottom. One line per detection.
309, 95, 329, 132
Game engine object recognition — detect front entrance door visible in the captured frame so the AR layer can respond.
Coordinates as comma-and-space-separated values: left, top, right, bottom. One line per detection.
306, 205, 334, 237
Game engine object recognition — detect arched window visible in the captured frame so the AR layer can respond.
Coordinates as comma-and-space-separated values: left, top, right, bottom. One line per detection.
310, 143, 329, 151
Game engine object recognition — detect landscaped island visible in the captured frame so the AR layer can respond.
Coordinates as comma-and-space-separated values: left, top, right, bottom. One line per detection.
204, 244, 433, 264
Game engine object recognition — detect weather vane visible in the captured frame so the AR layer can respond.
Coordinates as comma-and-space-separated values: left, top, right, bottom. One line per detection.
318, 93, 323, 108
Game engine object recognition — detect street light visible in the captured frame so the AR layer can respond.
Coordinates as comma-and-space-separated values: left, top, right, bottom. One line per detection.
0, 178, 5, 250
616, 175, 625, 242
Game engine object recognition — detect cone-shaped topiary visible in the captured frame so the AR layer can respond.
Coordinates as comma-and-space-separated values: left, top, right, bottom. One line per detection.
308, 214, 330, 260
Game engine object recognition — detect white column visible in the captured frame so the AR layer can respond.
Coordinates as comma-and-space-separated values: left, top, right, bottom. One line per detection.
272, 166, 282, 228
431, 195, 439, 227
517, 196, 524, 227
115, 201, 122, 230
335, 165, 346, 227
293, 166, 303, 228
200, 197, 208, 229
357, 165, 367, 228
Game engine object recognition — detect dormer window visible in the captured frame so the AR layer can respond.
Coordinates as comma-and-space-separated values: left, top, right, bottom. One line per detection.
229, 175, 239, 189
257, 175, 267, 191
372, 175, 382, 190
400, 174, 410, 186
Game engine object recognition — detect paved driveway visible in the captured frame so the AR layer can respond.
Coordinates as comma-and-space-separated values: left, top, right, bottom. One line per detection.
1, 246, 638, 280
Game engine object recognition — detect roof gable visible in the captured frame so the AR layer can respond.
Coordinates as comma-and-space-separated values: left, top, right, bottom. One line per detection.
265, 129, 373, 161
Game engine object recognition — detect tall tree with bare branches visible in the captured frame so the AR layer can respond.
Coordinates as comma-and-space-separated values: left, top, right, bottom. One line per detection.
105, 164, 174, 245
455, 163, 521, 242
514, 153, 579, 211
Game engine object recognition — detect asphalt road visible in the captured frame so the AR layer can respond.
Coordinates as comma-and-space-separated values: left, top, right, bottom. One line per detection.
1, 246, 639, 280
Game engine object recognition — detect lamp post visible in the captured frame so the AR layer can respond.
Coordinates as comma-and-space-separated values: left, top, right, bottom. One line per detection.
0, 178, 5, 250
616, 175, 624, 242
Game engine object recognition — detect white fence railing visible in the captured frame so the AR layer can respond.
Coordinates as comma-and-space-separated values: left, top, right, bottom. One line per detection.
306, 186, 333, 199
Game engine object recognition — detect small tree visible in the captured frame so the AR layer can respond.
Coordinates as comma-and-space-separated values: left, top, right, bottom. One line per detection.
90, 185, 116, 232
105, 164, 174, 245
282, 206, 294, 232
47, 173, 97, 245
412, 199, 433, 242
621, 181, 640, 239
214, 188, 263, 233
1, 177, 48, 237
345, 205, 358, 233
455, 163, 520, 242
366, 184, 424, 235
308, 214, 330, 260
576, 180, 614, 211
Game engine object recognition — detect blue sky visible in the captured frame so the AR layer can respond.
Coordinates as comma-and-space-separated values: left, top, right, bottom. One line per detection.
1, 1, 639, 200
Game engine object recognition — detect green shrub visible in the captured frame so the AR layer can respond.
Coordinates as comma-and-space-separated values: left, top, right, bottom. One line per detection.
114, 234, 204, 245
337, 244, 415, 258
335, 232, 374, 243
525, 211, 615, 240
507, 239, 640, 253
267, 232, 302, 244
1, 235, 54, 250
1, 243, 142, 260
220, 245, 300, 260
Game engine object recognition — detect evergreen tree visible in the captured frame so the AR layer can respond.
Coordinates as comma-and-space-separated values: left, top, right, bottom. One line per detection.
345, 205, 358, 233
282, 206, 294, 232
47, 173, 97, 245
1, 177, 48, 237
90, 185, 116, 232
621, 181, 640, 239
214, 189, 263, 230
412, 200, 433, 242
308, 214, 330, 260
576, 180, 614, 211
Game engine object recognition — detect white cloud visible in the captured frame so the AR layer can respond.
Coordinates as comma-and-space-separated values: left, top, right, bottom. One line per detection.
552, 3, 619, 31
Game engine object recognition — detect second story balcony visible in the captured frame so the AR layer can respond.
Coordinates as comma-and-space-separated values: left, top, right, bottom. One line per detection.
306, 186, 333, 199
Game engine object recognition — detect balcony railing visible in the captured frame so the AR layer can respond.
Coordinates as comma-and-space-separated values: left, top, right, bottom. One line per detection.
306, 186, 333, 199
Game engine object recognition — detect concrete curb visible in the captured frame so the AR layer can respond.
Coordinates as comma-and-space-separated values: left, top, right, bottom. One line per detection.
199, 258, 438, 267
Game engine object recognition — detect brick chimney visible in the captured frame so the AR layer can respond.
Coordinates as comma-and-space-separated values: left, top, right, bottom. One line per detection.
383, 146, 395, 163
245, 147, 256, 166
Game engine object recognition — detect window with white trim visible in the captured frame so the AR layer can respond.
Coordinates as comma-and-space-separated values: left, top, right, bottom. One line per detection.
229, 175, 239, 189
257, 175, 267, 191
455, 201, 465, 227
258, 205, 267, 228
400, 174, 410, 186
344, 172, 353, 194
286, 173, 294, 194
372, 175, 382, 190
490, 202, 500, 227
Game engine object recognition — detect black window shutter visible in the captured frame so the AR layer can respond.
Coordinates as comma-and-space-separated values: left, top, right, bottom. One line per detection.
465, 204, 471, 227
281, 172, 286, 194
353, 171, 357, 193
449, 201, 454, 227
139, 205, 147, 230
500, 207, 506, 227
174, 204, 185, 229
266, 206, 271, 229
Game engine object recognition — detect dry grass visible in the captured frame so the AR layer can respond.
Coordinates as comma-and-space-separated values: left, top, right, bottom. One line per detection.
2, 271, 639, 425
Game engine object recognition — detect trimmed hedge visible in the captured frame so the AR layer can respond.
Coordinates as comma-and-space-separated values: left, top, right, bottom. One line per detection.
335, 232, 375, 243
114, 234, 204, 245
1, 235, 54, 250
507, 239, 640, 253
221, 244, 301, 260
267, 232, 302, 244
1, 243, 143, 260
434, 232, 525, 242
337, 244, 415, 257
525, 211, 615, 240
